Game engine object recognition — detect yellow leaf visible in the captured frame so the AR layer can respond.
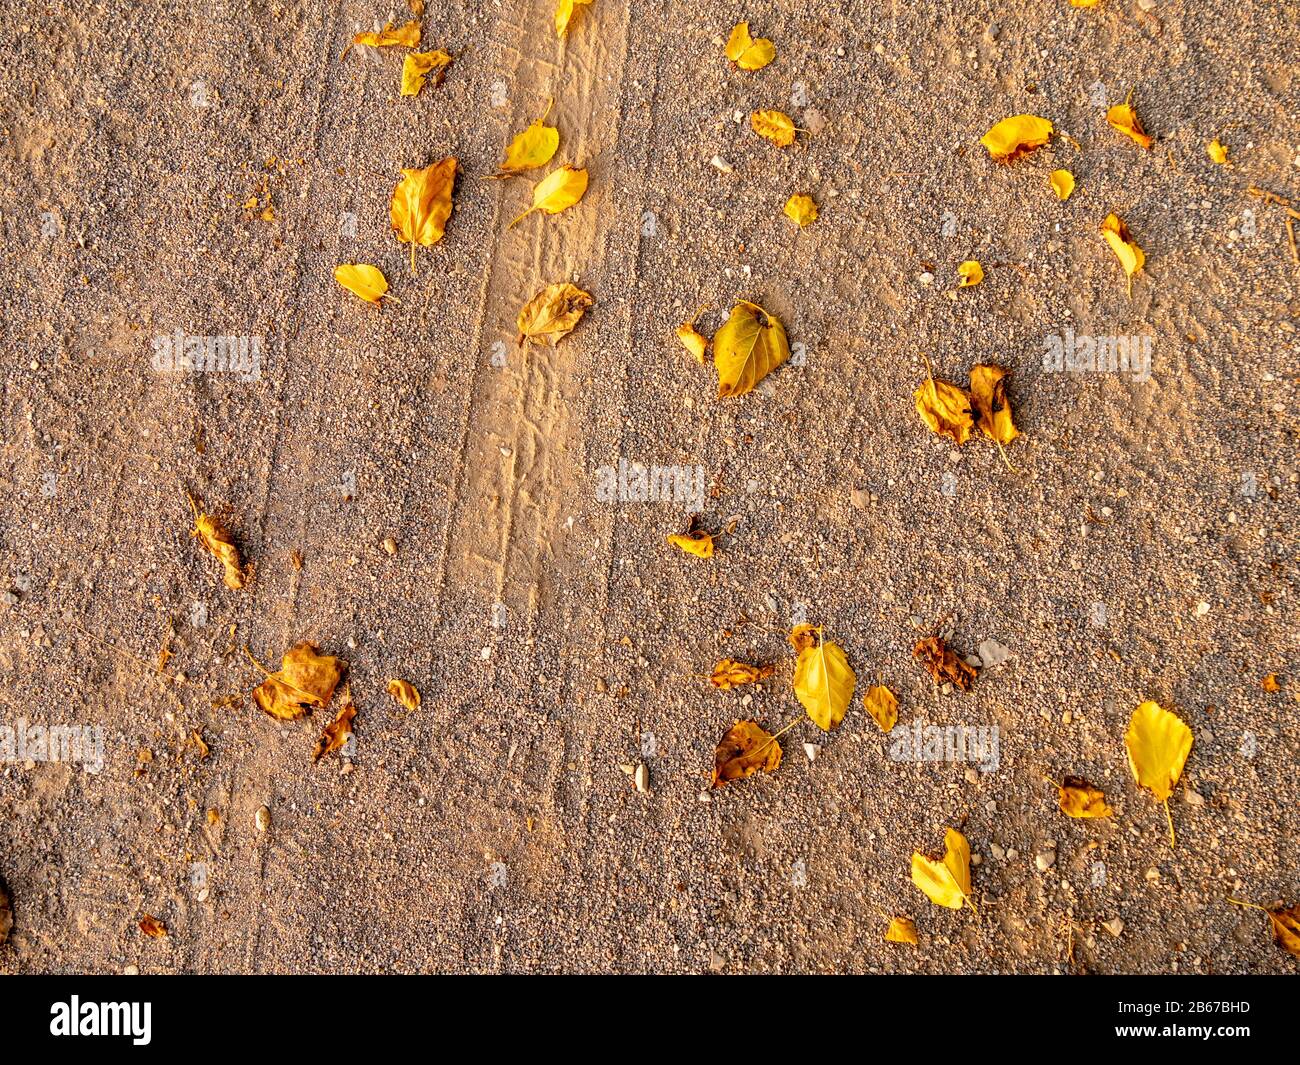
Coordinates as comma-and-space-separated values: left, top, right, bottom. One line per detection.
333, 263, 389, 305
884, 916, 918, 945
1262, 673, 1281, 692
709, 659, 774, 690
711, 719, 782, 787
969, 363, 1019, 446
391, 158, 457, 273
1125, 701, 1192, 803
914, 369, 974, 445
401, 50, 452, 97
1049, 168, 1076, 201
750, 110, 797, 147
863, 684, 898, 733
494, 109, 560, 176
1267, 906, 1300, 958
791, 626, 855, 731
980, 114, 1053, 162
724, 22, 775, 71
344, 20, 420, 56
510, 164, 588, 228
249, 642, 346, 722
676, 319, 708, 362
313, 699, 356, 762
1100, 212, 1145, 293
555, 0, 592, 39
190, 497, 246, 590
783, 193, 817, 227
1107, 99, 1153, 149
667, 531, 714, 558
1057, 776, 1113, 818
911, 828, 975, 911
387, 678, 421, 711
787, 624, 819, 654
1206, 138, 1229, 165
517, 281, 593, 346
1070, 0, 1103, 6
139, 914, 168, 938
957, 260, 983, 287
714, 300, 790, 398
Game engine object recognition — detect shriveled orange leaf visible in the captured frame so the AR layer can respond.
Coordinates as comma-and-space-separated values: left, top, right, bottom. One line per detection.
334, 263, 389, 305
885, 916, 918, 944
401, 50, 452, 97
980, 114, 1053, 162
1229, 899, 1300, 959
344, 20, 420, 56
517, 282, 593, 346
509, 164, 588, 228
190, 497, 246, 590
249, 642, 346, 722
863, 684, 898, 733
391, 158, 457, 273
711, 719, 782, 787
313, 699, 356, 762
1107, 96, 1153, 149
709, 658, 774, 690
969, 363, 1019, 446
139, 914, 168, 938
724, 22, 775, 71
387, 678, 421, 711
1057, 776, 1113, 818
1262, 673, 1281, 692
913, 636, 977, 691
714, 300, 789, 398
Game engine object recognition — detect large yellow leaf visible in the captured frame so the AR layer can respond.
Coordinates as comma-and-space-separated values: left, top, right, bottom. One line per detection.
724, 22, 775, 71
911, 828, 975, 911
493, 107, 560, 176
1125, 701, 1191, 803
516, 282, 593, 346
980, 114, 1053, 162
750, 110, 797, 147
711, 719, 782, 788
509, 164, 588, 228
1100, 213, 1144, 294
555, 0, 592, 39
791, 627, 855, 731
713, 300, 789, 398
914, 371, 974, 445
969, 363, 1019, 445
249, 642, 346, 721
391, 158, 457, 273
400, 50, 452, 97
333, 263, 390, 305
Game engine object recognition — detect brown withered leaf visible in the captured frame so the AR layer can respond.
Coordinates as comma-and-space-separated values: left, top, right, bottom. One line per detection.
709, 658, 774, 690
711, 719, 782, 788
517, 282, 593, 346
913, 636, 977, 692
189, 495, 246, 590
313, 698, 357, 762
139, 914, 168, 938
0, 877, 11, 946
249, 642, 346, 721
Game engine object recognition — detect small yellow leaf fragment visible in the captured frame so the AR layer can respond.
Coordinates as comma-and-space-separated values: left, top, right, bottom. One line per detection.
884, 916, 918, 945
957, 260, 984, 287
509, 164, 588, 228
1266, 905, 1300, 958
709, 659, 774, 690
750, 110, 797, 147
1070, 0, 1102, 6
914, 371, 974, 445
555, 0, 592, 39
711, 719, 782, 787
1207, 138, 1229, 164
1107, 100, 1153, 149
714, 300, 790, 397
676, 319, 708, 362
333, 264, 389, 305
190, 500, 246, 590
1057, 776, 1113, 818
791, 626, 855, 731
401, 50, 452, 97
980, 114, 1053, 162
1100, 212, 1145, 291
494, 115, 560, 176
969, 363, 1019, 445
863, 684, 898, 732
391, 158, 457, 273
345, 20, 421, 56
724, 21, 775, 71
667, 530, 714, 559
139, 914, 168, 938
783, 193, 818, 227
517, 282, 593, 346
313, 700, 356, 762
911, 828, 975, 911
1049, 169, 1076, 201
386, 678, 421, 711
1262, 673, 1282, 692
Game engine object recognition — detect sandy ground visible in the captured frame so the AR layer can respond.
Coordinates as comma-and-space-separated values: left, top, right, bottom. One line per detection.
0, 0, 1297, 974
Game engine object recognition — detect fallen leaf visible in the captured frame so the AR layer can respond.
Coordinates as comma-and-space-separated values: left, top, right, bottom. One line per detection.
344, 20, 420, 56
667, 530, 714, 558
724, 21, 775, 71
189, 497, 246, 590
1100, 212, 1145, 293
555, 0, 592, 39
1206, 138, 1229, 165
884, 916, 918, 944
493, 107, 560, 176
334, 263, 390, 305
1262, 673, 1281, 692
1266, 905, 1300, 958
913, 636, 977, 691
709, 659, 774, 690
401, 50, 453, 97
1049, 168, 1076, 201
791, 626, 855, 731
714, 300, 790, 398
391, 158, 457, 273
911, 828, 975, 911
750, 109, 797, 147
1107, 96, 1153, 149
249, 642, 346, 721
1070, 0, 1103, 6
1057, 776, 1113, 818
787, 623, 819, 654
957, 260, 984, 287
139, 914, 168, 938
0, 878, 11, 946
711, 719, 782, 787
313, 699, 356, 762
1125, 701, 1192, 803
969, 363, 1019, 445
509, 163, 588, 228
914, 366, 974, 445
387, 678, 421, 711
517, 281, 593, 345
676, 310, 709, 362
980, 114, 1053, 162
863, 684, 898, 732
783, 193, 817, 227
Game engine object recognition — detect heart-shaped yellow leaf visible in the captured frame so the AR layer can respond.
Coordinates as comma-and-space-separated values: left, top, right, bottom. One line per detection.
714, 300, 789, 398
724, 22, 775, 71
249, 642, 346, 721
1125, 701, 1192, 802
911, 828, 975, 910
391, 158, 457, 273
791, 627, 855, 731
334, 264, 389, 305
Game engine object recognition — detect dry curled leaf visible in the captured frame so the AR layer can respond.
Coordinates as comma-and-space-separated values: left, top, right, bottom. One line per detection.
139, 914, 168, 938
249, 642, 346, 722
863, 684, 898, 733
750, 110, 797, 147
1107, 97, 1153, 149
709, 658, 774, 690
1100, 212, 1144, 294
911, 828, 975, 911
1206, 138, 1229, 165
509, 164, 588, 228
0, 877, 11, 946
1057, 776, 1113, 818
387, 678, 421, 711
676, 312, 709, 363
391, 158, 457, 273
714, 300, 790, 398
1229, 899, 1300, 959
401, 50, 452, 97
1049, 168, 1076, 201
313, 699, 356, 762
783, 193, 817, 227
334, 263, 390, 305
969, 363, 1019, 446
493, 107, 560, 176
724, 21, 775, 71
914, 368, 974, 445
667, 530, 714, 558
913, 636, 977, 691
957, 260, 983, 287
711, 719, 782, 788
884, 916, 918, 945
344, 20, 420, 56
517, 282, 593, 346
980, 114, 1053, 162
190, 497, 246, 590
791, 625, 855, 731
555, 0, 592, 39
